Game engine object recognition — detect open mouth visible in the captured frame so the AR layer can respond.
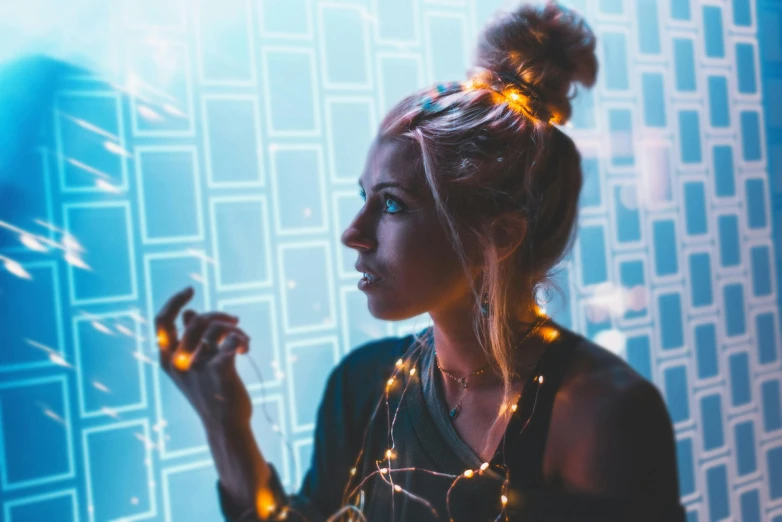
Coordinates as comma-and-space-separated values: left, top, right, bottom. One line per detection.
358, 272, 383, 289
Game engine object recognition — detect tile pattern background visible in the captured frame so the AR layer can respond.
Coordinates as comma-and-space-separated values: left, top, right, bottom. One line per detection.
0, 0, 780, 520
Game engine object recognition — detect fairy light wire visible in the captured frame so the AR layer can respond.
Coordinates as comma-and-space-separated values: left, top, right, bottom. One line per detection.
164, 302, 554, 521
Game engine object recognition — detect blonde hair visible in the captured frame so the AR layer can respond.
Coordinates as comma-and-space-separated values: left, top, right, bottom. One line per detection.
380, 1, 599, 416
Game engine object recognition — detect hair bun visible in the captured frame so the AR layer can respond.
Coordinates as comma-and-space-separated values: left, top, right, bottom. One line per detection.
472, 1, 598, 125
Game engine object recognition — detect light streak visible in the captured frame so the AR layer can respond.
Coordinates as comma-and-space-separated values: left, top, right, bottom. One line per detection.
186, 248, 217, 264
0, 255, 32, 279
64, 251, 91, 270
96, 179, 123, 193
115, 324, 135, 337
137, 105, 163, 121
57, 111, 120, 142
66, 157, 112, 180
103, 140, 132, 158
19, 233, 49, 252
92, 380, 111, 393
91, 321, 115, 335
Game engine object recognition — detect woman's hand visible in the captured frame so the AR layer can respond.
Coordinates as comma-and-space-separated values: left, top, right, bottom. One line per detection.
156, 287, 280, 518
155, 286, 253, 434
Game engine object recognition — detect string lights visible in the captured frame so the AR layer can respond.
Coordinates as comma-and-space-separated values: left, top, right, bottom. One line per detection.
158, 302, 557, 521
335, 312, 555, 522
414, 69, 557, 125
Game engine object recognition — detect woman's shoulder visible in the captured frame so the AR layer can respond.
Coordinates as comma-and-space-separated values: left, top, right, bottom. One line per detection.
546, 328, 682, 505
548, 328, 666, 441
312, 331, 423, 445
321, 329, 422, 412
543, 326, 667, 466
553, 326, 652, 397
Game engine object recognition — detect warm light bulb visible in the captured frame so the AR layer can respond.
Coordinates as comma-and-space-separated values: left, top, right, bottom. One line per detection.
538, 375, 544, 385
350, 468, 357, 475
395, 358, 403, 367
511, 403, 518, 412
255, 487, 277, 518
172, 351, 191, 372
409, 368, 416, 376
540, 326, 559, 342
501, 495, 508, 506
156, 328, 170, 349
464, 469, 474, 478
387, 377, 395, 386
380, 468, 388, 475
480, 462, 489, 471
394, 484, 402, 492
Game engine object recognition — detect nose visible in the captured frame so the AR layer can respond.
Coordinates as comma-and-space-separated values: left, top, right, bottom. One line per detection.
340, 207, 376, 252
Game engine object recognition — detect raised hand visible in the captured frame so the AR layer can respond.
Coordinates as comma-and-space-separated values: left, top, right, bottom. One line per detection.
155, 286, 253, 432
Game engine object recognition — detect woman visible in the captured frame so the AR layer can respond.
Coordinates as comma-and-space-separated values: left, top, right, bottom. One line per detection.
155, 2, 686, 521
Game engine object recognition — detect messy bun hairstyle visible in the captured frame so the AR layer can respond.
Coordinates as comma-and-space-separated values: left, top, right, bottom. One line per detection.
379, 1, 598, 436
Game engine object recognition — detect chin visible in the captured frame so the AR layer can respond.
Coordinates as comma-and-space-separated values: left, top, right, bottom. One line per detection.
365, 298, 421, 322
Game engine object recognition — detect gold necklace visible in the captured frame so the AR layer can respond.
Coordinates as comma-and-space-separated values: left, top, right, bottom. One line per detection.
435, 315, 547, 420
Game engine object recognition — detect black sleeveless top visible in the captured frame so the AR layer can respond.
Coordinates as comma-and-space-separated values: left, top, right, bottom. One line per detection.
217, 322, 687, 521
411, 323, 573, 490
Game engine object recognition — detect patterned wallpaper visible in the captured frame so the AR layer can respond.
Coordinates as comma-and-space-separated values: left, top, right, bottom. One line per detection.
758, 0, 782, 518
0, 0, 780, 521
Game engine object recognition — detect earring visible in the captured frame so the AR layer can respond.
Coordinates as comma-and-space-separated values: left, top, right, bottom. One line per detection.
480, 292, 489, 316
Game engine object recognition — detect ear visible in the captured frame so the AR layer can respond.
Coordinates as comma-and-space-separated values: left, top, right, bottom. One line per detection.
490, 213, 528, 264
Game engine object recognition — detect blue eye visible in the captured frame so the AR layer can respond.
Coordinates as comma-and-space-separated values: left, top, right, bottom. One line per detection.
358, 190, 405, 215
385, 197, 404, 214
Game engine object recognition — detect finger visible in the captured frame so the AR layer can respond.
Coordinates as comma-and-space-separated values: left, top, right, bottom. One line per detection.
182, 309, 197, 326
215, 331, 250, 361
179, 312, 239, 356
203, 321, 249, 348
155, 286, 194, 370
159, 341, 171, 372
189, 322, 249, 370
155, 287, 195, 347
155, 286, 195, 334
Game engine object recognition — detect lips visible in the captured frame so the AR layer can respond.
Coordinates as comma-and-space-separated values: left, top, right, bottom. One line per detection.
355, 262, 383, 282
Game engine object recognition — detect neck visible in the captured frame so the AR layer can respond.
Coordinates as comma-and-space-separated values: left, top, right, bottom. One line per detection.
428, 301, 542, 384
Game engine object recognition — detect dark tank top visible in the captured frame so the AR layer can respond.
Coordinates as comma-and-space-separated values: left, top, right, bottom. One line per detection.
415, 322, 576, 489
338, 321, 580, 521
217, 321, 688, 521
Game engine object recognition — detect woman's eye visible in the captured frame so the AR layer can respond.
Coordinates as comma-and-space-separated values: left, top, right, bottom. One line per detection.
358, 190, 405, 214
384, 197, 404, 214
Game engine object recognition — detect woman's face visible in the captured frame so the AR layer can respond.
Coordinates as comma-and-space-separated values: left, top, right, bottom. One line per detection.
340, 137, 479, 321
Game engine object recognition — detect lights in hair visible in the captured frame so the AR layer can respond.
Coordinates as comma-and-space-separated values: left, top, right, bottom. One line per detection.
458, 71, 555, 124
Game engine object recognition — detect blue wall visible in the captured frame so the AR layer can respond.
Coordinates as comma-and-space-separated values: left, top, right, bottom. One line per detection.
0, 0, 780, 521
759, 0, 782, 518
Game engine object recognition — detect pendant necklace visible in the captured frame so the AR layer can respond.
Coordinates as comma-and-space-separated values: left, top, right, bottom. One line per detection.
435, 315, 547, 421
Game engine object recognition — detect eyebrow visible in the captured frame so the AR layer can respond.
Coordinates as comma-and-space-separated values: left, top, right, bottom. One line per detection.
358, 180, 418, 196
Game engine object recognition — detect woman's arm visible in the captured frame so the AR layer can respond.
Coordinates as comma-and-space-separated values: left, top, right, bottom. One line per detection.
215, 351, 369, 522
214, 337, 409, 522
209, 423, 282, 521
